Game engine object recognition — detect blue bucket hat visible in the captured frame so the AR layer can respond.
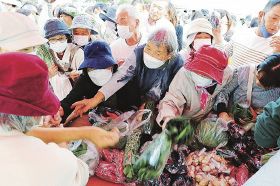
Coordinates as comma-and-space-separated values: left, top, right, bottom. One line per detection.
99, 6, 117, 23
79, 40, 117, 70
44, 18, 70, 39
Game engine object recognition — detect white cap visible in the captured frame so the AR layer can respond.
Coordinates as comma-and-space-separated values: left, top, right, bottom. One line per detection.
184, 18, 213, 47
0, 0, 21, 7
0, 12, 47, 51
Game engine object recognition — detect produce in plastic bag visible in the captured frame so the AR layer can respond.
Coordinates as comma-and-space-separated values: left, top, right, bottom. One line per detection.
231, 103, 254, 125
133, 130, 172, 181
133, 117, 193, 181
196, 118, 228, 148
95, 149, 126, 183
123, 128, 142, 180
185, 148, 237, 185
68, 140, 99, 176
230, 164, 249, 186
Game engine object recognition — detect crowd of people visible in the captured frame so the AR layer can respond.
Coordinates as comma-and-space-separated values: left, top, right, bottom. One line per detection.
0, 0, 280, 185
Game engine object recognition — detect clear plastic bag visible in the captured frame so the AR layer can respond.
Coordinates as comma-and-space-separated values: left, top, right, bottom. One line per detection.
89, 109, 152, 137
68, 140, 99, 176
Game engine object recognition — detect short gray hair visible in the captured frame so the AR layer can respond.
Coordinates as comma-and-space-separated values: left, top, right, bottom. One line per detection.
116, 4, 139, 20
148, 18, 178, 54
0, 113, 42, 133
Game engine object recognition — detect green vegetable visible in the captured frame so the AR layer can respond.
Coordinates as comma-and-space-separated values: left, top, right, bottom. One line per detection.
232, 103, 254, 125
72, 142, 88, 157
123, 128, 142, 180
36, 44, 54, 68
132, 117, 193, 181
196, 118, 228, 148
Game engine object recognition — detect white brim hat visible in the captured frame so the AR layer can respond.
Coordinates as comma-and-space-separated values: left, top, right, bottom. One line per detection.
0, 12, 47, 51
184, 18, 213, 47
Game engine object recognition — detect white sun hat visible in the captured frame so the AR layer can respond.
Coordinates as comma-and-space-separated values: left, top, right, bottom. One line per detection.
0, 12, 47, 51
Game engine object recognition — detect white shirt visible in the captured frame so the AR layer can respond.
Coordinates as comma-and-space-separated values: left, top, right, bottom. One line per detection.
110, 36, 146, 63
49, 43, 84, 100
226, 28, 273, 69
0, 131, 89, 186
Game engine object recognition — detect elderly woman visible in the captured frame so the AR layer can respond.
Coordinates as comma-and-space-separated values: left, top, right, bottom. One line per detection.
43, 18, 84, 100
0, 52, 119, 186
180, 18, 214, 62
71, 14, 98, 48
157, 45, 232, 127
60, 41, 133, 123
215, 54, 280, 123
71, 20, 183, 120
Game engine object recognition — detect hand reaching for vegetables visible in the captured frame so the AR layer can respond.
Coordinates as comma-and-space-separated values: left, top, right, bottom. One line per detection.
70, 91, 105, 119
219, 112, 234, 123
42, 110, 62, 128
89, 127, 120, 149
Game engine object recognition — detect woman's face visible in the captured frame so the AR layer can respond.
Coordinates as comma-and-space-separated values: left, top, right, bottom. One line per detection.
144, 41, 171, 62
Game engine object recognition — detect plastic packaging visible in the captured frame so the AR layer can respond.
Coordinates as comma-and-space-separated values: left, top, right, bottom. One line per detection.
68, 140, 99, 176
95, 149, 126, 183
196, 118, 228, 148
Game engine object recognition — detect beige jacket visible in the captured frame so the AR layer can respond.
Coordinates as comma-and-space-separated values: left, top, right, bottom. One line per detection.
157, 66, 233, 124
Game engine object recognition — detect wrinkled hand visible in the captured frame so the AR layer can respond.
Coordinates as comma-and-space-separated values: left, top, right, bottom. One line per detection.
160, 116, 173, 130
48, 64, 58, 78
270, 35, 280, 53
42, 110, 62, 128
69, 71, 80, 81
212, 25, 223, 45
219, 112, 234, 123
89, 127, 120, 149
70, 98, 96, 118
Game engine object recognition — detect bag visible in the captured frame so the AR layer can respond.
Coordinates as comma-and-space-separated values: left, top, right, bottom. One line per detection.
95, 149, 126, 183
89, 108, 152, 137
68, 140, 99, 176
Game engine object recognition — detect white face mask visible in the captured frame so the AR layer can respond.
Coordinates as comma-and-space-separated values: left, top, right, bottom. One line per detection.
193, 38, 211, 51
143, 52, 165, 69
73, 35, 89, 46
117, 25, 133, 39
88, 69, 112, 86
49, 40, 67, 53
191, 72, 213, 87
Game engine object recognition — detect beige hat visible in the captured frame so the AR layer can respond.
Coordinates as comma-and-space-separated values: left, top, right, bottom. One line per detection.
0, 12, 47, 51
184, 18, 213, 47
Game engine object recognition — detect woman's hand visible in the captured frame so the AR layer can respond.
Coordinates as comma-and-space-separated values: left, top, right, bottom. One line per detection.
87, 127, 120, 149
212, 25, 224, 45
42, 110, 62, 128
48, 64, 58, 78
71, 98, 96, 117
219, 112, 234, 123
69, 70, 80, 81
70, 92, 105, 118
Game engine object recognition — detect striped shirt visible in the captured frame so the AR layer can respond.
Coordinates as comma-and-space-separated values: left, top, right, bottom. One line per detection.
224, 28, 273, 69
